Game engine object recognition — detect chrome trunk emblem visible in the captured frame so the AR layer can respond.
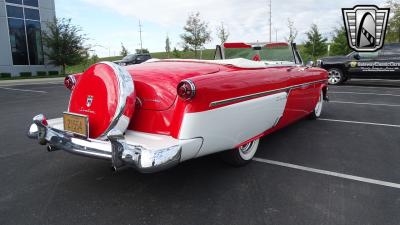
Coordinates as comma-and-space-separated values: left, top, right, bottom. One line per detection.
342, 5, 390, 52
86, 95, 94, 107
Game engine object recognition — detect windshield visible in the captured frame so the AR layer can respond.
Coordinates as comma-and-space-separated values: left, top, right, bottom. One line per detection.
224, 45, 294, 63
122, 55, 136, 61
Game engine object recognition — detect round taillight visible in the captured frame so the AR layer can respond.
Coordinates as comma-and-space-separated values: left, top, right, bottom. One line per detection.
177, 79, 196, 100
64, 75, 76, 90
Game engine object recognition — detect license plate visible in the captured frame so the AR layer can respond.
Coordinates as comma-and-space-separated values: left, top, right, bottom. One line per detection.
63, 112, 89, 137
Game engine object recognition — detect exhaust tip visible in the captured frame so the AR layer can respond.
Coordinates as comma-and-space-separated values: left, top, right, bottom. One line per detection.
110, 165, 127, 173
47, 145, 58, 152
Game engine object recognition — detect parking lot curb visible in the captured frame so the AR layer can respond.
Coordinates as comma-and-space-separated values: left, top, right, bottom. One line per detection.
0, 77, 64, 87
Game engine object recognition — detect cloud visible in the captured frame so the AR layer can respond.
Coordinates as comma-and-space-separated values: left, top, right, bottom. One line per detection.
79, 0, 383, 54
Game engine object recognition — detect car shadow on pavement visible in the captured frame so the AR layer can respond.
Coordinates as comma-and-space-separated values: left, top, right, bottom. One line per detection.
340, 79, 400, 88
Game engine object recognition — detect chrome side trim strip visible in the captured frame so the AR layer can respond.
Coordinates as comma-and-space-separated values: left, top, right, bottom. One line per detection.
209, 79, 326, 107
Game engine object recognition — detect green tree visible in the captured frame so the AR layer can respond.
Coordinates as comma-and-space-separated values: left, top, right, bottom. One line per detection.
135, 48, 149, 54
172, 47, 181, 58
180, 12, 211, 58
120, 43, 129, 57
216, 22, 229, 44
91, 54, 99, 63
330, 26, 352, 56
303, 24, 328, 61
165, 35, 171, 58
42, 18, 88, 75
385, 0, 400, 43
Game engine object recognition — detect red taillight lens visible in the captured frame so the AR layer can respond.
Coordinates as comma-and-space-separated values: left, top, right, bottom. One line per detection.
177, 80, 196, 100
64, 75, 76, 90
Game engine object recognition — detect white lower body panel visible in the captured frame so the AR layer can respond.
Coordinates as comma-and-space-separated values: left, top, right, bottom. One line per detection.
47, 91, 287, 162
179, 92, 288, 157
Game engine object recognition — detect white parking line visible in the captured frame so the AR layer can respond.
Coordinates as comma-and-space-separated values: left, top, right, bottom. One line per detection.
0, 87, 47, 93
330, 91, 400, 97
330, 101, 400, 107
253, 158, 400, 189
350, 78, 400, 83
333, 85, 400, 90
318, 118, 400, 128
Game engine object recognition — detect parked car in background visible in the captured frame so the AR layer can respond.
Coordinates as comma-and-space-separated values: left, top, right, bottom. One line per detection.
114, 53, 152, 66
318, 43, 400, 85
28, 42, 328, 173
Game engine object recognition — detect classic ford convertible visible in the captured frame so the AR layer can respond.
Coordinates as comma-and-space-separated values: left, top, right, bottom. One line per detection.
28, 42, 328, 173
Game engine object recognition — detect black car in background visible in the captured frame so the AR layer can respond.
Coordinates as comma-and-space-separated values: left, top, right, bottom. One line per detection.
114, 53, 152, 66
318, 43, 400, 85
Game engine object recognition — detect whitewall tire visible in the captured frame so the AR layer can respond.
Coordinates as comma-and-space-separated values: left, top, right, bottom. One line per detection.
310, 90, 323, 119
221, 139, 260, 166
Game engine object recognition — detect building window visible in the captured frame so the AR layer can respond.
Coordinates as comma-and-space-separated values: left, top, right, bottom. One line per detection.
6, 1, 44, 65
5, 0, 23, 5
24, 8, 40, 20
23, 0, 39, 7
8, 18, 29, 65
6, 5, 23, 18
26, 20, 44, 65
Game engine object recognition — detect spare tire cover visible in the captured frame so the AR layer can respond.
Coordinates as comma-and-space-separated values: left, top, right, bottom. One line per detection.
68, 62, 135, 139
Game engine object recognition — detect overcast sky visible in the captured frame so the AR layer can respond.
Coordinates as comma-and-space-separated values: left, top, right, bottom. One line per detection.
56, 0, 385, 57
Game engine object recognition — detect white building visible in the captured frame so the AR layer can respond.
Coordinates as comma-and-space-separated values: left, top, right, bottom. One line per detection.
0, 0, 59, 77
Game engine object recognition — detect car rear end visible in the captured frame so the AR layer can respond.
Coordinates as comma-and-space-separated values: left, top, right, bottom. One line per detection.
28, 61, 221, 173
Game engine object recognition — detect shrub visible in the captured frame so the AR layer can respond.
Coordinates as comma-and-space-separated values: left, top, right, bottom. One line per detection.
48, 71, 59, 76
0, 73, 11, 78
36, 71, 47, 76
20, 72, 32, 77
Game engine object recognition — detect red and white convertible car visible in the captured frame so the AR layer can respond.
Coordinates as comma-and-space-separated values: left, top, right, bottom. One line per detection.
28, 42, 328, 173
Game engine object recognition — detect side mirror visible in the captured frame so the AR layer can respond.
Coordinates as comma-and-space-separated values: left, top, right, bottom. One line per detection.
353, 53, 360, 60
306, 61, 314, 67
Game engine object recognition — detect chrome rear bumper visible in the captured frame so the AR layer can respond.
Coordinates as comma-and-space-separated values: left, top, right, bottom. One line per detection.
27, 114, 181, 173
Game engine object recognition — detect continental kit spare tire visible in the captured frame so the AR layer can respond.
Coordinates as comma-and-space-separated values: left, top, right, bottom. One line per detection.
68, 62, 136, 139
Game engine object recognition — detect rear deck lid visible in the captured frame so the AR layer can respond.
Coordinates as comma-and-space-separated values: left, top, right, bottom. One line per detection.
129, 61, 221, 110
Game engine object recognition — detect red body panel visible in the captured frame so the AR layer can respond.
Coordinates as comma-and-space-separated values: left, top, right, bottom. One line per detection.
127, 62, 220, 111
123, 60, 327, 139
223, 42, 288, 48
65, 60, 327, 140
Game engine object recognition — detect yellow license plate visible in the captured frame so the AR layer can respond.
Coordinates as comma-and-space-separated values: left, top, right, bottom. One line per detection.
63, 112, 89, 137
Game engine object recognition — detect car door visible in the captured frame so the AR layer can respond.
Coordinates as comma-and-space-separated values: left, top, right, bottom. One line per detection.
135, 56, 144, 64
375, 49, 400, 79
348, 51, 381, 78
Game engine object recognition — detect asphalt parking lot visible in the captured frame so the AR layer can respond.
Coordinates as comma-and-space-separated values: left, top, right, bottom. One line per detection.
0, 80, 399, 225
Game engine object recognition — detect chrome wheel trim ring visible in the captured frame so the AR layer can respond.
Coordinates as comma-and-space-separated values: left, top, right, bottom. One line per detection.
328, 69, 342, 85
238, 139, 260, 161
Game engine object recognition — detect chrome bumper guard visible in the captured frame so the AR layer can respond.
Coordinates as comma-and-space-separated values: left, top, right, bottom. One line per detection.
27, 114, 181, 173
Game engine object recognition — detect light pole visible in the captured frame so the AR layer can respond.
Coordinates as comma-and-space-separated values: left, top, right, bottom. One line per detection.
139, 20, 143, 54
268, 0, 272, 42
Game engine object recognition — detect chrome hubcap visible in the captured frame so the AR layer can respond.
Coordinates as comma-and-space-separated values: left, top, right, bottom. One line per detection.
239, 142, 254, 155
328, 69, 341, 84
